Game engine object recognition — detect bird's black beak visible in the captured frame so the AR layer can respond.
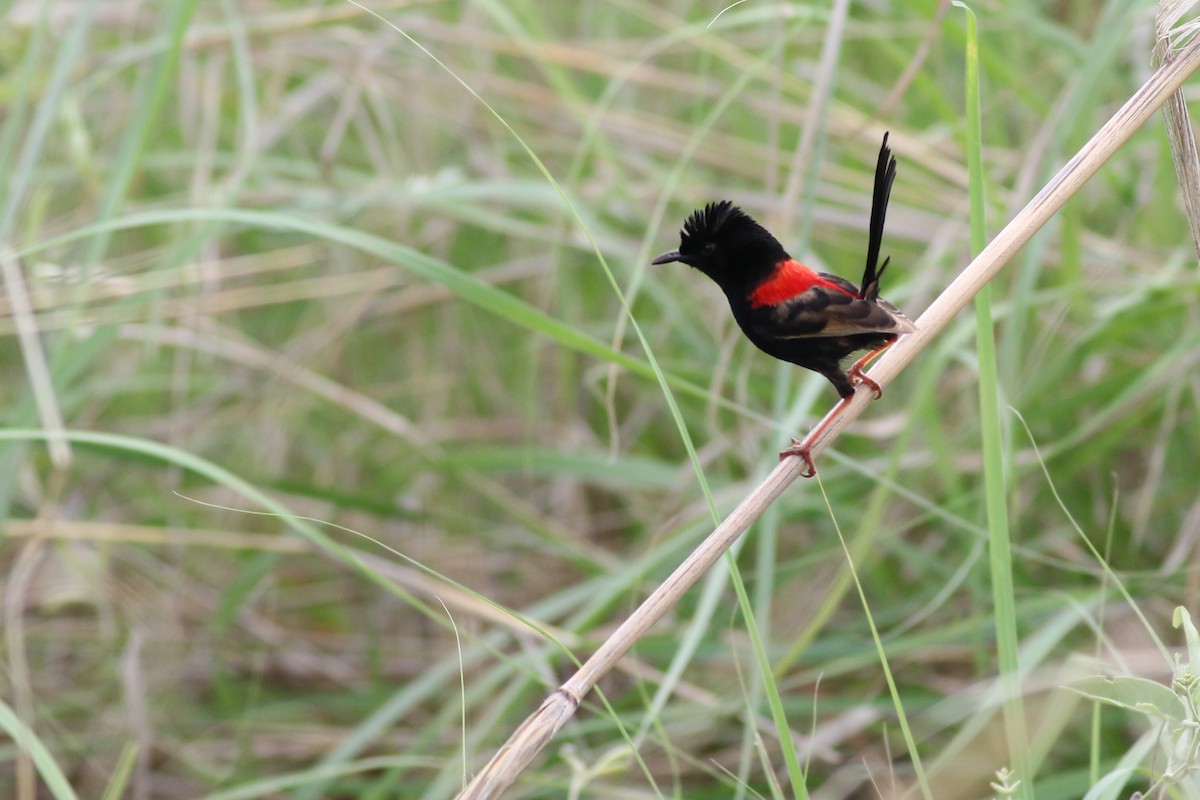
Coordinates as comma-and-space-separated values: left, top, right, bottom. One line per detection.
651, 250, 684, 265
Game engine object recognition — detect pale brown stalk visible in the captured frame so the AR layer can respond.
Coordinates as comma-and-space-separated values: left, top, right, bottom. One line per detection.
1156, 1, 1200, 262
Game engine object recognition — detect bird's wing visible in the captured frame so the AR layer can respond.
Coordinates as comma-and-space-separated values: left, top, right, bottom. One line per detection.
752, 277, 915, 340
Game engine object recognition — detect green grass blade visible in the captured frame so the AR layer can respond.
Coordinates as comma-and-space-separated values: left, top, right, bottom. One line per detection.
956, 3, 1033, 796
0, 695, 81, 800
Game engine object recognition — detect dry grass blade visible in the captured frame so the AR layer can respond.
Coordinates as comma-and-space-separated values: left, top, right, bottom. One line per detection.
456, 36, 1200, 800
1155, 0, 1200, 262
0, 247, 70, 467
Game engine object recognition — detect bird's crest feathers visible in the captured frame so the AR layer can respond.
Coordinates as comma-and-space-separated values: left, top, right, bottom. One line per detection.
679, 201, 774, 251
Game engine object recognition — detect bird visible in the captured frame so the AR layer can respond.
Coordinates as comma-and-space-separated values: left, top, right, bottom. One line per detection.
651, 132, 915, 476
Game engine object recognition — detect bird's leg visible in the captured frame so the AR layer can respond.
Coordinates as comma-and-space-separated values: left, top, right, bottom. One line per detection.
846, 340, 897, 399
781, 339, 903, 475
779, 395, 855, 477
779, 438, 817, 477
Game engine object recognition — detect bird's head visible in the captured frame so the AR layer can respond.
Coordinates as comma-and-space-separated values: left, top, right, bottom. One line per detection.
651, 201, 788, 289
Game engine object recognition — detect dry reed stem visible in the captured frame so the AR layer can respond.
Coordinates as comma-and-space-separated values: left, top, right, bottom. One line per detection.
1156, 1, 1200, 262
456, 34, 1200, 800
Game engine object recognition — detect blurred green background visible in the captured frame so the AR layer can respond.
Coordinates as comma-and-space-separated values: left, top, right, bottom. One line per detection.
2, 0, 1199, 798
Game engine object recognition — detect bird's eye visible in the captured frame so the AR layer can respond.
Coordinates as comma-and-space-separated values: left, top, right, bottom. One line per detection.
701, 242, 717, 255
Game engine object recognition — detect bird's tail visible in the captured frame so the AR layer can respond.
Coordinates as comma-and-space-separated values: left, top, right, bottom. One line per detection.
859, 132, 897, 301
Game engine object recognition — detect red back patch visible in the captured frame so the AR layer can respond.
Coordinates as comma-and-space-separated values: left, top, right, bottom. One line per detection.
749, 259, 855, 308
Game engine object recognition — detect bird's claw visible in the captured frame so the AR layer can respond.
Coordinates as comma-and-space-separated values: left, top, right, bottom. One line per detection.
848, 367, 884, 399
846, 342, 895, 399
779, 438, 817, 478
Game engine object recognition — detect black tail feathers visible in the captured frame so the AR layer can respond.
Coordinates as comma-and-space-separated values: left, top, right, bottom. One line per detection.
859, 132, 897, 301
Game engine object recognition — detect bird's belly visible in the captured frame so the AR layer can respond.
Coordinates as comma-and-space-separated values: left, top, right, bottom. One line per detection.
751, 331, 893, 369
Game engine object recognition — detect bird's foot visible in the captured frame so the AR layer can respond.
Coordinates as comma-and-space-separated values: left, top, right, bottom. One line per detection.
779, 438, 817, 478
846, 342, 895, 399
847, 366, 883, 399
